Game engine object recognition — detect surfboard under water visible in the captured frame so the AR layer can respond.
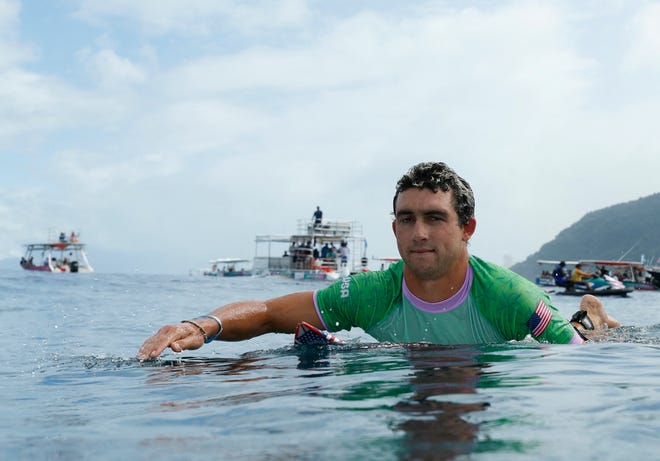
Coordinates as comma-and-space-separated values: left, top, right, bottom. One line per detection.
294, 321, 342, 346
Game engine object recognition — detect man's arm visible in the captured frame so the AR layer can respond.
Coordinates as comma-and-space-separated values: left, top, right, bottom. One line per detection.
136, 291, 320, 360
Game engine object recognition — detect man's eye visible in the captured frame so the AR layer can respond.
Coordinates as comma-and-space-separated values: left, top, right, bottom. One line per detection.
427, 214, 447, 223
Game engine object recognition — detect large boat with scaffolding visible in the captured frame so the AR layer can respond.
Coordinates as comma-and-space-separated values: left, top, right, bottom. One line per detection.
254, 218, 369, 281
19, 231, 94, 273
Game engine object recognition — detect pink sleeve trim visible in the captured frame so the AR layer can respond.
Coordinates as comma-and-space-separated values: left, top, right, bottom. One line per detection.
569, 330, 586, 344
312, 290, 329, 330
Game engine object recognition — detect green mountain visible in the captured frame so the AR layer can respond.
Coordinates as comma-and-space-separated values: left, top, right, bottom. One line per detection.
510, 192, 660, 281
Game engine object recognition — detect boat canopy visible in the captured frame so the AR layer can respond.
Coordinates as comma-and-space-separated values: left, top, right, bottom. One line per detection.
208, 258, 251, 264
537, 260, 580, 266
579, 260, 647, 269
25, 242, 88, 251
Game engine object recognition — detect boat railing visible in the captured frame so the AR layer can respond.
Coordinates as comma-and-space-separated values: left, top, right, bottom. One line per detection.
254, 256, 291, 272
297, 219, 362, 238
316, 257, 339, 271
292, 258, 313, 270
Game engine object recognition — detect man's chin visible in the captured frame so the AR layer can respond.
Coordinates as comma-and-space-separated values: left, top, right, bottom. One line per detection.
405, 263, 443, 280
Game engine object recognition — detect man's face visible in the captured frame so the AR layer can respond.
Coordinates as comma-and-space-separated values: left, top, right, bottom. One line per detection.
392, 188, 475, 280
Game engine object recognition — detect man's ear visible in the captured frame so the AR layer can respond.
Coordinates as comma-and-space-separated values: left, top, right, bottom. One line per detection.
463, 217, 476, 242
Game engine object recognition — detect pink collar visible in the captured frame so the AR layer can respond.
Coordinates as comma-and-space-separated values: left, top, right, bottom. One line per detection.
402, 264, 473, 313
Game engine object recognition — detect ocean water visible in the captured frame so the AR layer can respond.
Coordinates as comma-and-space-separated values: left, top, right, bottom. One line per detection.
2, 270, 660, 460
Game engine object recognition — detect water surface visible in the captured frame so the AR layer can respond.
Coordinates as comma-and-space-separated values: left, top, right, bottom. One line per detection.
1, 271, 659, 460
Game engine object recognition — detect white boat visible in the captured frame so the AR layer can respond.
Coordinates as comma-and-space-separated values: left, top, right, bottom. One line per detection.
20, 232, 93, 273
254, 218, 369, 281
203, 258, 253, 277
373, 257, 401, 271
648, 267, 660, 289
535, 259, 634, 296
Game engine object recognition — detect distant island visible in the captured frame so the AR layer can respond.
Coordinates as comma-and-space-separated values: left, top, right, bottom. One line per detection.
510, 193, 660, 281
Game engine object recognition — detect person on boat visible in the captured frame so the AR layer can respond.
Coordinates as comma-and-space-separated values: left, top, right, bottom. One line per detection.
137, 161, 600, 360
552, 261, 572, 288
571, 263, 594, 290
312, 206, 323, 228
69, 231, 78, 243
338, 241, 350, 267
321, 243, 330, 258
59, 232, 67, 243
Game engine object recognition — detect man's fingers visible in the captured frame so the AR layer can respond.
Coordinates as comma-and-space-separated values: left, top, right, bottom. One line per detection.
136, 333, 171, 360
136, 323, 202, 360
170, 334, 204, 353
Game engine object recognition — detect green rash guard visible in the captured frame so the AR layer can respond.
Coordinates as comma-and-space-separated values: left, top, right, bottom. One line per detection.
313, 256, 582, 345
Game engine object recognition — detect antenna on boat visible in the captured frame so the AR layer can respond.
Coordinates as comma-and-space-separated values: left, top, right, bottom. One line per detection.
618, 239, 641, 261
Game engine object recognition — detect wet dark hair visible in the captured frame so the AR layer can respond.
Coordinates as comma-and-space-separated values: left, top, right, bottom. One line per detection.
393, 162, 475, 226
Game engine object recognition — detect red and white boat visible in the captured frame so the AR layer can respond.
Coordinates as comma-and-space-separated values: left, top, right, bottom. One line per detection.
20, 232, 94, 273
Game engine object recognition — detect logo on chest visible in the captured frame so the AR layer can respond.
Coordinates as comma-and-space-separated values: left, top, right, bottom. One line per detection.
340, 276, 351, 298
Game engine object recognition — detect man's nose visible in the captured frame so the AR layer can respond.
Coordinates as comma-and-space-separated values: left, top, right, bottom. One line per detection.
412, 220, 429, 240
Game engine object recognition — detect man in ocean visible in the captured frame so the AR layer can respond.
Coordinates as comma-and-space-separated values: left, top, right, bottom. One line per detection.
138, 162, 611, 360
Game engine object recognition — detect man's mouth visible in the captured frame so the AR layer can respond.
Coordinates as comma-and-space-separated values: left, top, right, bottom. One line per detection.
410, 248, 435, 254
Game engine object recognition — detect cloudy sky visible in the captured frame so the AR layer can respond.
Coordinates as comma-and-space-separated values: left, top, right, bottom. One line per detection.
1, 0, 659, 274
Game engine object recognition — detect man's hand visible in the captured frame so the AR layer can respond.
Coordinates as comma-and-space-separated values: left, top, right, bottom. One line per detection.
136, 322, 205, 361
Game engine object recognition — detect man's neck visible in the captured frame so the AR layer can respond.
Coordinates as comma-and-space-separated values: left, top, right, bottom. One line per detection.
403, 256, 470, 303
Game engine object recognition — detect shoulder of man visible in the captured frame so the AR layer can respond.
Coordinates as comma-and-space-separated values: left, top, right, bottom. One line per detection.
315, 261, 404, 331
468, 255, 571, 341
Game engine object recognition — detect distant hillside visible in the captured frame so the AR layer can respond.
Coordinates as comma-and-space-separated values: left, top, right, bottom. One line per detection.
510, 193, 660, 281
